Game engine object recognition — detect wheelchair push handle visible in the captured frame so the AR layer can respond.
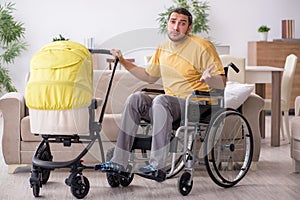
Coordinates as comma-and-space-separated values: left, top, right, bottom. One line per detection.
224, 62, 240, 77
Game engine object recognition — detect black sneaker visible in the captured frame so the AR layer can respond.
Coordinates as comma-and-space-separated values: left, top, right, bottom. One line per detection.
94, 161, 125, 173
135, 165, 166, 182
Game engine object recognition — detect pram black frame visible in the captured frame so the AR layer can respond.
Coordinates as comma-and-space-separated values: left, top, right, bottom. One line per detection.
29, 49, 118, 199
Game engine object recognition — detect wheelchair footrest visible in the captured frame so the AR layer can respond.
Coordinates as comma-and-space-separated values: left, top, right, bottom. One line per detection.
135, 169, 166, 182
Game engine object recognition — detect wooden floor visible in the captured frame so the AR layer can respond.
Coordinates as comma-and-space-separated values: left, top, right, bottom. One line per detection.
0, 116, 299, 199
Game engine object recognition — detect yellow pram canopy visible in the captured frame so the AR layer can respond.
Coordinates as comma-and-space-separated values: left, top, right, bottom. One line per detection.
26, 41, 93, 110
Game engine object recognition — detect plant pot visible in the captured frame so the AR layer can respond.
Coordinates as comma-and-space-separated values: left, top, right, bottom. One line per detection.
259, 32, 268, 41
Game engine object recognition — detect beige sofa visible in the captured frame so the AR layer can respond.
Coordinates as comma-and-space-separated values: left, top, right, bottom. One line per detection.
0, 70, 264, 173
291, 96, 300, 173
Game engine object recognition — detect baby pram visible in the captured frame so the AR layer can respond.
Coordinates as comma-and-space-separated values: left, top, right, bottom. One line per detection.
27, 41, 117, 199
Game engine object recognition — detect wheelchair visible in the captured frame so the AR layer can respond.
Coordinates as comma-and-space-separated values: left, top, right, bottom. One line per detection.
104, 63, 254, 196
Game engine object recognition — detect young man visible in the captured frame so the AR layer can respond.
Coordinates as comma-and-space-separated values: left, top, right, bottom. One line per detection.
95, 7, 226, 181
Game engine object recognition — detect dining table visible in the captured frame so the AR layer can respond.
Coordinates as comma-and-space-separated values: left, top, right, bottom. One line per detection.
245, 66, 284, 147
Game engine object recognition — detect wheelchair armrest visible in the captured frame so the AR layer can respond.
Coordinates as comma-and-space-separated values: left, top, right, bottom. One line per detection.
95, 98, 103, 107
141, 88, 165, 94
192, 89, 224, 97
89, 98, 102, 109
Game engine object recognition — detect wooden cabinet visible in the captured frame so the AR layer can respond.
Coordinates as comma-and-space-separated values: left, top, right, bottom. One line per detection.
248, 41, 300, 109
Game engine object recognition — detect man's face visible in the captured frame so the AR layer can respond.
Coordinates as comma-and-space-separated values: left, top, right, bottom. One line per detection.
167, 12, 192, 43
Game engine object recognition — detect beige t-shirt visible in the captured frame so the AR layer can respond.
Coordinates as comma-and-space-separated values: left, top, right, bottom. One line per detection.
146, 35, 224, 99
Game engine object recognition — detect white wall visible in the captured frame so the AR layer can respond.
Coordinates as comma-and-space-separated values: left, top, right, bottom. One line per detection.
5, 0, 300, 94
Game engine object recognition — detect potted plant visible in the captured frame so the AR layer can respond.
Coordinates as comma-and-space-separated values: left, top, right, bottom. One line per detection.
0, 2, 27, 93
258, 25, 271, 41
157, 0, 210, 35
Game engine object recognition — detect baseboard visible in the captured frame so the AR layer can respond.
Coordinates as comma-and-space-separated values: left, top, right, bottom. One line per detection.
8, 164, 31, 174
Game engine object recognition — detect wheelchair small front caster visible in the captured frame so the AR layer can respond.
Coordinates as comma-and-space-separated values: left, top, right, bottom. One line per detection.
119, 172, 134, 187
178, 171, 193, 196
106, 173, 120, 187
105, 147, 134, 187
70, 175, 90, 199
106, 170, 134, 187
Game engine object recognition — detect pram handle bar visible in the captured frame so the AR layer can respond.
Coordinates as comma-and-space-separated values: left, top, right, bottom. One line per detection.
98, 57, 119, 123
89, 49, 112, 55
89, 48, 119, 123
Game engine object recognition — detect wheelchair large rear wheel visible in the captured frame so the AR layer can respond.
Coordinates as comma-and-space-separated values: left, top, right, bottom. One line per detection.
204, 109, 253, 188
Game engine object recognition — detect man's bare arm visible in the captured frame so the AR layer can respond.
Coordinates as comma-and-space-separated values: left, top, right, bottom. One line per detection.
111, 49, 159, 83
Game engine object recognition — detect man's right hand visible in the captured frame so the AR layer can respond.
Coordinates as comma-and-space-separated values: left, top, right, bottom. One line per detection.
110, 49, 125, 63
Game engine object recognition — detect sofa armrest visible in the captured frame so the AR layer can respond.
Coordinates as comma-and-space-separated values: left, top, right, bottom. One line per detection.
0, 92, 26, 165
240, 93, 264, 162
295, 96, 300, 116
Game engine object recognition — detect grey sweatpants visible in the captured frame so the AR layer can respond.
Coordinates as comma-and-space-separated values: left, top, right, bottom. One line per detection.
111, 91, 187, 169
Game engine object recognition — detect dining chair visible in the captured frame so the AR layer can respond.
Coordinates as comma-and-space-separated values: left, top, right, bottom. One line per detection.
219, 55, 246, 83
263, 54, 298, 143
291, 96, 300, 172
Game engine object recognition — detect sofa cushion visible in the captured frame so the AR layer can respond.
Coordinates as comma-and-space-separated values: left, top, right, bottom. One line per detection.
21, 116, 41, 142
94, 70, 163, 115
94, 70, 142, 114
225, 82, 254, 109
101, 113, 122, 142
291, 139, 300, 160
291, 117, 300, 141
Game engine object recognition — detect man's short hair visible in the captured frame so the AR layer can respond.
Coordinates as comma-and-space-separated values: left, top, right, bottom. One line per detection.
168, 7, 193, 26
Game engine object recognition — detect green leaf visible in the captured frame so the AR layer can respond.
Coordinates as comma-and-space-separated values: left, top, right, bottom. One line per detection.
0, 65, 17, 92
0, 2, 27, 93
52, 34, 69, 41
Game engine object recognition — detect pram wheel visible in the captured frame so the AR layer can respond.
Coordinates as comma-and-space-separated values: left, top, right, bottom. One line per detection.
178, 171, 193, 196
204, 109, 253, 188
36, 142, 52, 184
32, 183, 40, 197
30, 142, 52, 197
70, 175, 90, 199
30, 170, 40, 197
